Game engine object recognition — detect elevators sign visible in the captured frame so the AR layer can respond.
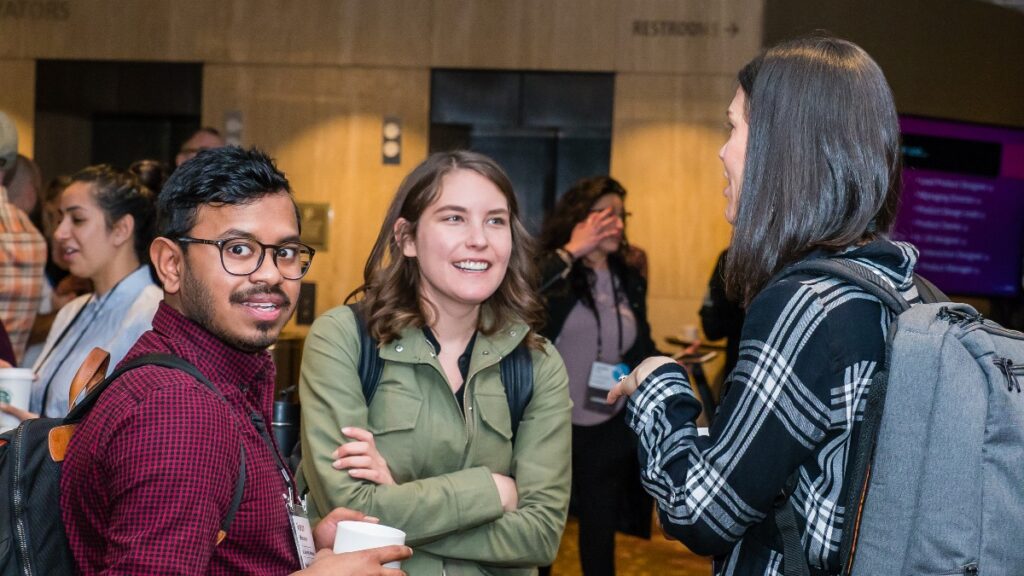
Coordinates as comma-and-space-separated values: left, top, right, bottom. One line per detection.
298, 203, 331, 251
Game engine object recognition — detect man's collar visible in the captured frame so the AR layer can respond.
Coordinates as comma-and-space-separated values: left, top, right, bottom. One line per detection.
150, 301, 274, 389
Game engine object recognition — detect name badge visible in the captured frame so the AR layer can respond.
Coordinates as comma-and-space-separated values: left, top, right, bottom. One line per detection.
287, 498, 317, 568
586, 361, 629, 410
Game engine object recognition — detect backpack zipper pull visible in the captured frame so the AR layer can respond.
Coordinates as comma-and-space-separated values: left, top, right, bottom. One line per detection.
937, 306, 984, 327
995, 358, 1021, 393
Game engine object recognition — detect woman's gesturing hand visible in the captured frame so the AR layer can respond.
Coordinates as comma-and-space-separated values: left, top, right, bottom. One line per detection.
333, 427, 396, 486
606, 356, 679, 404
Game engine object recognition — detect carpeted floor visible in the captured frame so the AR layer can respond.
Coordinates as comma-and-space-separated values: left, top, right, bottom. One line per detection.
548, 518, 713, 576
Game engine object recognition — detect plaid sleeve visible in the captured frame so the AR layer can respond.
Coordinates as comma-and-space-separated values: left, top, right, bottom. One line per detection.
626, 279, 834, 557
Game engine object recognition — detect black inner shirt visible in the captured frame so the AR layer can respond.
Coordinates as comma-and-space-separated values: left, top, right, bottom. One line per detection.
422, 327, 477, 411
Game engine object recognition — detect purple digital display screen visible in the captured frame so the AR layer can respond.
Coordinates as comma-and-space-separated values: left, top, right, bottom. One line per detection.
893, 115, 1024, 296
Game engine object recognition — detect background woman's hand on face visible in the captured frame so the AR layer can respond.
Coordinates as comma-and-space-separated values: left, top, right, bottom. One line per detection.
333, 427, 396, 485
564, 207, 623, 260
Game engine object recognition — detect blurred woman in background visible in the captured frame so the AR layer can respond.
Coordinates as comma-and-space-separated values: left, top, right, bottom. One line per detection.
537, 176, 656, 576
2, 165, 160, 420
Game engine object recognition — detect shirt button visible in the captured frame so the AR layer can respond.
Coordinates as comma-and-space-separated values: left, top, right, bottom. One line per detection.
395, 345, 404, 353
510, 330, 517, 337
482, 351, 489, 356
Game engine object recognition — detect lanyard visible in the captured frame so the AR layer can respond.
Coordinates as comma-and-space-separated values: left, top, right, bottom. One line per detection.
249, 410, 300, 505
38, 278, 127, 411
593, 273, 624, 359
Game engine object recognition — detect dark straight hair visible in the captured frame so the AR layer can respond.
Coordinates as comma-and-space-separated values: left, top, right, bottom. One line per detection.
725, 36, 902, 305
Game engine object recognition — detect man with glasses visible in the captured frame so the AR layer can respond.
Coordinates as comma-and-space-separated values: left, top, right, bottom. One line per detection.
175, 127, 227, 168
61, 147, 409, 575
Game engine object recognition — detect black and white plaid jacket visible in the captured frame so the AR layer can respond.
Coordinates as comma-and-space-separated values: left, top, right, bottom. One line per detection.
627, 240, 920, 575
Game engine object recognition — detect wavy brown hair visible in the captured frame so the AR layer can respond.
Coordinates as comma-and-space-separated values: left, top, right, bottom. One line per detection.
350, 150, 546, 349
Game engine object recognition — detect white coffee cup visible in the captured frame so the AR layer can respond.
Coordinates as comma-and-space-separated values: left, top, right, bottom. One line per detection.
0, 368, 35, 432
333, 520, 406, 568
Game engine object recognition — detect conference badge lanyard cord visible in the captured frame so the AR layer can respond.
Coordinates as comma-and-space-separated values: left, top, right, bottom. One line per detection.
586, 274, 630, 409
250, 410, 317, 567
37, 277, 128, 412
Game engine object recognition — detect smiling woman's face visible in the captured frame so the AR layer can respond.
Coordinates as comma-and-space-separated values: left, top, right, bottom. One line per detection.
400, 168, 512, 319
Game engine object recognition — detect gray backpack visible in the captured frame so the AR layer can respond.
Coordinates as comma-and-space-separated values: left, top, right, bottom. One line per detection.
773, 259, 1024, 576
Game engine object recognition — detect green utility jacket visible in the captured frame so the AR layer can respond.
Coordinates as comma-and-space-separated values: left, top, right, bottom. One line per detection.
296, 305, 572, 575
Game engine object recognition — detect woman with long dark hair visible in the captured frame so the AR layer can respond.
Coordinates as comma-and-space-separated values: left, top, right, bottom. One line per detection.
609, 36, 916, 575
537, 176, 657, 576
298, 151, 572, 575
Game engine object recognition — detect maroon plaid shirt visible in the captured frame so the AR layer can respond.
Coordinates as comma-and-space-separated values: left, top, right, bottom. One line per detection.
61, 302, 299, 575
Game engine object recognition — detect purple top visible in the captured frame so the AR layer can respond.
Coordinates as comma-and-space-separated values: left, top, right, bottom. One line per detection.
554, 267, 637, 426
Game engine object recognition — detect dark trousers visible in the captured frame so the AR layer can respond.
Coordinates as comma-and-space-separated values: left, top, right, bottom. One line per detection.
541, 410, 636, 576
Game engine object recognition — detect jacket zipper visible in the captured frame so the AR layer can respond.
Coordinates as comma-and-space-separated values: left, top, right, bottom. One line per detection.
995, 357, 1024, 393
13, 422, 34, 576
937, 307, 1024, 340
423, 337, 474, 466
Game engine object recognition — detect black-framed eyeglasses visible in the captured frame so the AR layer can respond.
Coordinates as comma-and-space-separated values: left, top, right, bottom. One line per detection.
177, 236, 315, 280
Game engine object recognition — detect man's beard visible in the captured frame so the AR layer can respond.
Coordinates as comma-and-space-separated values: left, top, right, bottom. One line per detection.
180, 268, 291, 353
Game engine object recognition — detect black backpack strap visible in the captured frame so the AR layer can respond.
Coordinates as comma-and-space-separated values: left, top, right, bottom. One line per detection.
773, 259, 910, 315
765, 259, 914, 575
65, 353, 246, 544
288, 303, 382, 475
837, 365, 891, 573
776, 472, 811, 576
499, 343, 534, 441
349, 302, 384, 404
912, 273, 947, 304
348, 301, 534, 441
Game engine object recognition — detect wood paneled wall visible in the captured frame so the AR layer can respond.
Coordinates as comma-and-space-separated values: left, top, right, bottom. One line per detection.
202, 65, 431, 317
0, 0, 762, 353
0, 0, 761, 72
612, 74, 737, 356
0, 60, 35, 157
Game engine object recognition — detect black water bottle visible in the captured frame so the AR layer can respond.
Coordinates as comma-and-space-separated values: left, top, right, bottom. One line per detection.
271, 385, 300, 458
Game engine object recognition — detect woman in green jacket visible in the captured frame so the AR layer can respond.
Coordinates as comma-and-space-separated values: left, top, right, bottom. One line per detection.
297, 151, 572, 575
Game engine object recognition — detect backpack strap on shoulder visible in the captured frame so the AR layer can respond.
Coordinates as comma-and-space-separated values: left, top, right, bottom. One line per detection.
912, 273, 947, 304
288, 302, 382, 475
348, 301, 384, 405
776, 472, 811, 576
499, 343, 534, 441
64, 353, 246, 547
774, 259, 910, 315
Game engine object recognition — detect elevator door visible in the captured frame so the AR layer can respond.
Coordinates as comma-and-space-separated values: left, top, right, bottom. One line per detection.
430, 70, 614, 233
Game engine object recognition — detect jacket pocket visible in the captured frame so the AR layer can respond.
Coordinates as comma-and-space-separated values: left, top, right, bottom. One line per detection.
476, 392, 513, 441
368, 388, 422, 434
